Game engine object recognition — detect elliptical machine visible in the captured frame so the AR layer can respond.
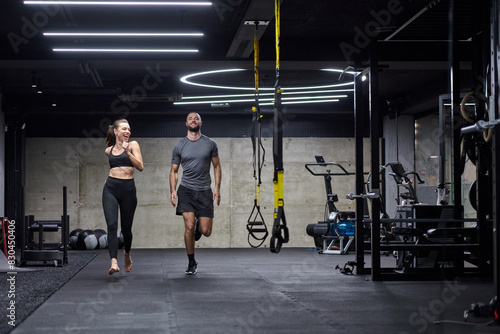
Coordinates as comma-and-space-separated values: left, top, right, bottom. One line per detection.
305, 155, 355, 255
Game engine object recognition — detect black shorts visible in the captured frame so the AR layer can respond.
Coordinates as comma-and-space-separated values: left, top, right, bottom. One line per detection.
176, 185, 214, 218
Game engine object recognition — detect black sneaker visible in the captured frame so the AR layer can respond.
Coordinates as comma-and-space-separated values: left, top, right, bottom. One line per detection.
194, 217, 202, 241
185, 262, 197, 275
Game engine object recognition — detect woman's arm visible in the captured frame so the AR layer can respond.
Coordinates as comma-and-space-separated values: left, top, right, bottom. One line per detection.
126, 141, 144, 172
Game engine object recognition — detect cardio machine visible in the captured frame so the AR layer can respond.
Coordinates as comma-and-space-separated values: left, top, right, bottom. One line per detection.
382, 161, 425, 206
305, 155, 356, 255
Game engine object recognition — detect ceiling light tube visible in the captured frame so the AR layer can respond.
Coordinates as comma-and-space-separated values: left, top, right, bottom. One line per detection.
44, 32, 204, 37
180, 69, 356, 92
182, 93, 271, 100
181, 70, 354, 91
321, 68, 358, 76
260, 99, 340, 106
174, 95, 347, 105
53, 48, 198, 52
282, 82, 354, 91
175, 98, 274, 105
283, 89, 354, 95
180, 89, 354, 100
25, 1, 212, 6
283, 99, 340, 105
180, 69, 249, 90
279, 95, 347, 101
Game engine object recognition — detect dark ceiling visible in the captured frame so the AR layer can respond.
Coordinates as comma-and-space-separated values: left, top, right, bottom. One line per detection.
0, 0, 486, 120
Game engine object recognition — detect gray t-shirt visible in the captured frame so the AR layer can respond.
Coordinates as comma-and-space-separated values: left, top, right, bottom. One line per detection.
171, 135, 219, 191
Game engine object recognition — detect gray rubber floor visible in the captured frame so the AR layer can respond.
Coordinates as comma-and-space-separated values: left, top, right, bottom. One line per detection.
10, 248, 499, 334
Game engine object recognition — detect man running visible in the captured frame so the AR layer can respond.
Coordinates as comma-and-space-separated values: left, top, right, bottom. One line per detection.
170, 112, 222, 275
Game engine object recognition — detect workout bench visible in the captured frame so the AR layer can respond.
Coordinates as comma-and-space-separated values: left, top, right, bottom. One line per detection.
390, 205, 478, 274
20, 187, 69, 266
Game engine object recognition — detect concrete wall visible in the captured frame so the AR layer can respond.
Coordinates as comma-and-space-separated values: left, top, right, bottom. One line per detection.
25, 137, 370, 249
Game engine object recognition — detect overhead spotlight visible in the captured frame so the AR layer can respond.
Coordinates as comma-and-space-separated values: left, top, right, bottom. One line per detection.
37, 79, 43, 94
31, 71, 37, 88
361, 75, 367, 81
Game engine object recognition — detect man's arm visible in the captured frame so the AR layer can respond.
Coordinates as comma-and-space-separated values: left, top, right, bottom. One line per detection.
212, 156, 221, 206
170, 163, 180, 207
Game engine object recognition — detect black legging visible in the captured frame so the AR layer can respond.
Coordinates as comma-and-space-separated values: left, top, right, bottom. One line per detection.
102, 176, 137, 259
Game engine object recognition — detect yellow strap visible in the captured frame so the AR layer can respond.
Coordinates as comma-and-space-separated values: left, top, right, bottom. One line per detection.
254, 179, 258, 202
273, 170, 284, 210
253, 26, 260, 204
257, 184, 261, 207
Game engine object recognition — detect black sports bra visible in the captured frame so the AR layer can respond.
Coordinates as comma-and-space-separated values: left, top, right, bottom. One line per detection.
109, 145, 134, 168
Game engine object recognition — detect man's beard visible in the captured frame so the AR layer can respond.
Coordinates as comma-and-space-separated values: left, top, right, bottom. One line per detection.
188, 124, 200, 132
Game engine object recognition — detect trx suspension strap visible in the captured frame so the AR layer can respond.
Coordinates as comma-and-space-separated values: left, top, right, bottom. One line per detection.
270, 0, 289, 253
247, 22, 268, 248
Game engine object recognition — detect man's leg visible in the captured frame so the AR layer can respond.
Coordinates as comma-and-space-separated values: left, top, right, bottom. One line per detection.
196, 188, 214, 239
182, 212, 196, 254
198, 217, 213, 237
182, 212, 198, 274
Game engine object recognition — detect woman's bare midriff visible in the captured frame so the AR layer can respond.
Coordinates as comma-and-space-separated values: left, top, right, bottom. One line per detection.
109, 166, 135, 179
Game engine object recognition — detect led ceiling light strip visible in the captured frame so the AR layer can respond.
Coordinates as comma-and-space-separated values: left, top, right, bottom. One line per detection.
260, 99, 340, 106
177, 68, 356, 106
321, 68, 358, 75
180, 69, 250, 90
44, 32, 204, 36
53, 48, 198, 52
175, 98, 270, 105
174, 95, 348, 105
180, 89, 354, 100
25, 1, 212, 6
180, 69, 355, 91
280, 94, 347, 101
